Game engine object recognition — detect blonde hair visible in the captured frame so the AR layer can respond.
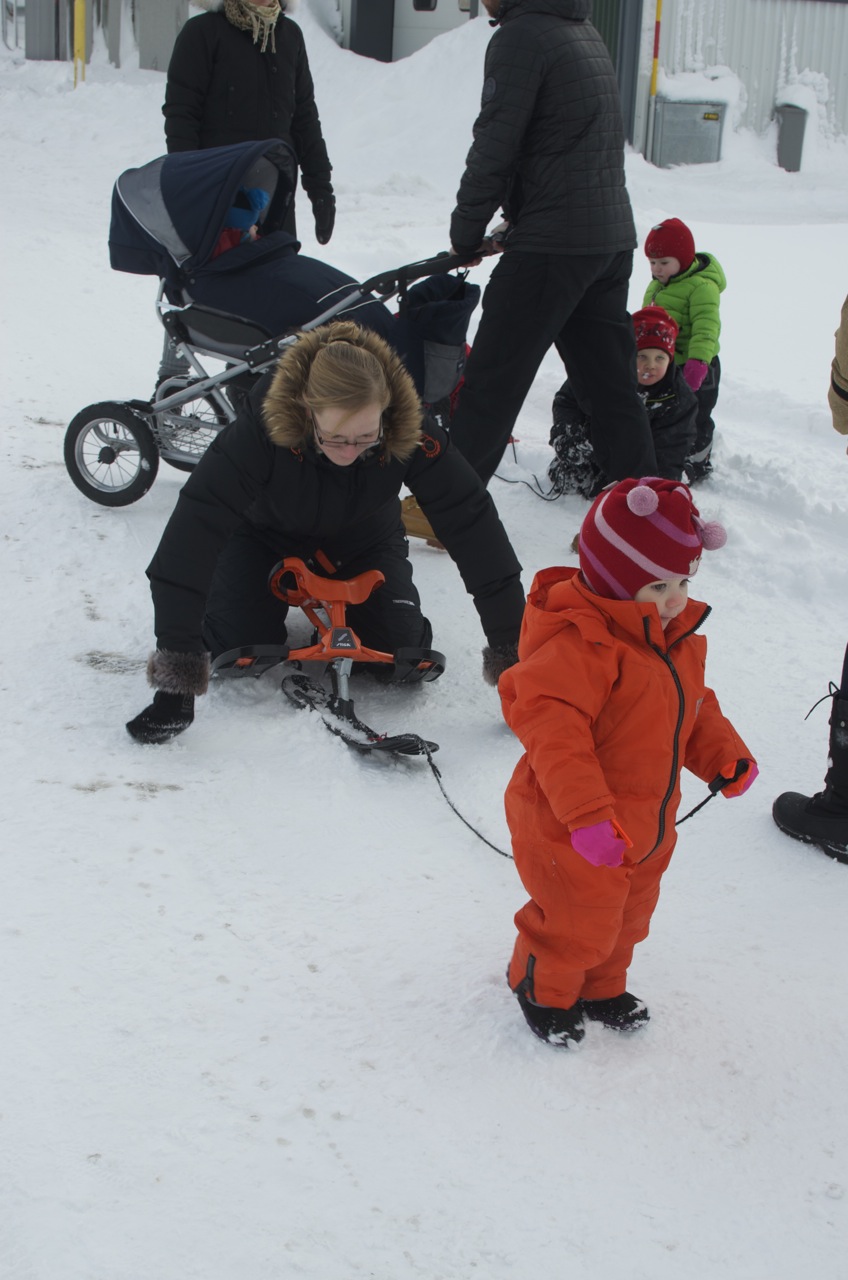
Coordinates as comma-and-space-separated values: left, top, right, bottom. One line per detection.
263, 320, 424, 463
302, 332, 391, 425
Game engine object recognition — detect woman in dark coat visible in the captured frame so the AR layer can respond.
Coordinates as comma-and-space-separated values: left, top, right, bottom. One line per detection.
128, 322, 526, 744
163, 0, 335, 244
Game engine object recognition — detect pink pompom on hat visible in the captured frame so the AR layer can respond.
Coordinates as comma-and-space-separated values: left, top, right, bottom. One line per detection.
578, 477, 727, 601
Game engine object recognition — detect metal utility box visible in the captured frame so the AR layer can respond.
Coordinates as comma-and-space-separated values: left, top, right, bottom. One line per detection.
25, 0, 74, 60
775, 104, 807, 173
651, 100, 726, 168
138, 0, 188, 72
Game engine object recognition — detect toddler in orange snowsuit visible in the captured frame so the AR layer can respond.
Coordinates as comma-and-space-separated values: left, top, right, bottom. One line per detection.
500, 477, 757, 1047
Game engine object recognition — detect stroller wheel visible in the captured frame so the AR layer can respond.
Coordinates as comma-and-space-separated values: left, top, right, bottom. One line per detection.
153, 378, 232, 473
64, 402, 160, 506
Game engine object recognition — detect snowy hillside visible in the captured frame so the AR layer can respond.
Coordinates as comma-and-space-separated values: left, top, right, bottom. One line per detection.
1, 7, 848, 1278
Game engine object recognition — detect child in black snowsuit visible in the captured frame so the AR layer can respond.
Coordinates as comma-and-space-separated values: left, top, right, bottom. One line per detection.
549, 306, 698, 499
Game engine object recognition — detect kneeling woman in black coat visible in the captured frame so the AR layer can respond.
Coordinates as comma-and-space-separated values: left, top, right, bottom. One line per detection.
128, 321, 525, 743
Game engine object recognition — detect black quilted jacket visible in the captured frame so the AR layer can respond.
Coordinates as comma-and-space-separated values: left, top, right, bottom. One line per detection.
450, 0, 635, 256
162, 10, 331, 201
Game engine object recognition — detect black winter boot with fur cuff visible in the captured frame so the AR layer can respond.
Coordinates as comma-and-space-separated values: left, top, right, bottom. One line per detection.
126, 691, 195, 744
147, 649, 210, 696
482, 642, 519, 687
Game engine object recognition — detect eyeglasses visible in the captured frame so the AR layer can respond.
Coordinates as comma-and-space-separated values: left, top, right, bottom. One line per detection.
311, 412, 383, 452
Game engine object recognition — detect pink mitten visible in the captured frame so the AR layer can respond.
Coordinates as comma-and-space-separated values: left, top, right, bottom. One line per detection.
570, 820, 632, 868
683, 358, 709, 391
718, 759, 759, 798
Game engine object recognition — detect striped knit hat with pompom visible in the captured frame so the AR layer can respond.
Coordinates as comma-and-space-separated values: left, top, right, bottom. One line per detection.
633, 305, 678, 357
578, 477, 727, 601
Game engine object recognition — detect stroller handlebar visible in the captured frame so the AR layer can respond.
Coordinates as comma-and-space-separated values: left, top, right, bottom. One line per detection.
359, 251, 475, 297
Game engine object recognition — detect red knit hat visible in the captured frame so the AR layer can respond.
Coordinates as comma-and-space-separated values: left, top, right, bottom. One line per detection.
578, 477, 727, 601
633, 306, 678, 357
644, 218, 696, 271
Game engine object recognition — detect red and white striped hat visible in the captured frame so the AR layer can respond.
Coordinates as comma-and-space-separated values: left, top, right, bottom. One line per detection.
578, 477, 726, 600
633, 305, 678, 357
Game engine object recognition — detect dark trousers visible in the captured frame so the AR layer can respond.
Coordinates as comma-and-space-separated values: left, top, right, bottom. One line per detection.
689, 356, 721, 467
201, 525, 432, 659
449, 249, 657, 486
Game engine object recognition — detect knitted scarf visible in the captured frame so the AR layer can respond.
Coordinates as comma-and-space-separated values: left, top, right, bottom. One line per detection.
223, 0, 281, 54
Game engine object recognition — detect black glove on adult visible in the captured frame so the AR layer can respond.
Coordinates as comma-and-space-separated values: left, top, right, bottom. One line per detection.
482, 642, 520, 687
126, 691, 195, 745
313, 194, 336, 246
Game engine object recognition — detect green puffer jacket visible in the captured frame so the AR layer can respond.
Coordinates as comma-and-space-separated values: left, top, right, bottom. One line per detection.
642, 252, 725, 365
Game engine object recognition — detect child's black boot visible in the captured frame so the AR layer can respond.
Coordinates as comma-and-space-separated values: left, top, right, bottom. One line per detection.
580, 992, 650, 1031
516, 990, 585, 1047
510, 957, 584, 1047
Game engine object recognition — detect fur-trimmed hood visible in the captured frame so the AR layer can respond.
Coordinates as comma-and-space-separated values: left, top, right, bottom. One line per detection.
262, 325, 424, 464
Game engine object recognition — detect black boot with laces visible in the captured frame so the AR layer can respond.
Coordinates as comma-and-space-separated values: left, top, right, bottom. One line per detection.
773, 690, 848, 864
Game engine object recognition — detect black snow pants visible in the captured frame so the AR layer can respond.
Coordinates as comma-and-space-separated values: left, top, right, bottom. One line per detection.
687, 356, 721, 477
201, 523, 432, 661
448, 249, 657, 486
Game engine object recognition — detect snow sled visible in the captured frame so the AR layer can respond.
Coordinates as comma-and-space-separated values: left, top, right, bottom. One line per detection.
64, 139, 479, 507
211, 557, 445, 757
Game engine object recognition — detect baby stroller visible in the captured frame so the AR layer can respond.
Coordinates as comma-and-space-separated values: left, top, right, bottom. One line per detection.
64, 139, 480, 507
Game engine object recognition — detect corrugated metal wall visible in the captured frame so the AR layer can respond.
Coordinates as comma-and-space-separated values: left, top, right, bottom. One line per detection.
654, 0, 848, 136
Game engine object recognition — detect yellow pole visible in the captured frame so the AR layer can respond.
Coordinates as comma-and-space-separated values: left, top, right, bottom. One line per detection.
74, 0, 86, 87
649, 0, 663, 98
646, 0, 663, 162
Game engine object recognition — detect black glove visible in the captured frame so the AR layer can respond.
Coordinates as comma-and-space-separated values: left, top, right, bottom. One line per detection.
126, 691, 195, 744
482, 642, 519, 687
312, 195, 336, 246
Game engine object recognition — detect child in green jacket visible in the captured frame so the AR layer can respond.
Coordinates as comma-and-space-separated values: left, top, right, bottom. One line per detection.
644, 218, 725, 482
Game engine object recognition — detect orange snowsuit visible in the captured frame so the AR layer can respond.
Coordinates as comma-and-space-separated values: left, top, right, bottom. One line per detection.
501, 567, 753, 1010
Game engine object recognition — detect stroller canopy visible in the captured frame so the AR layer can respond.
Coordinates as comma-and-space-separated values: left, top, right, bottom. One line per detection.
109, 140, 298, 285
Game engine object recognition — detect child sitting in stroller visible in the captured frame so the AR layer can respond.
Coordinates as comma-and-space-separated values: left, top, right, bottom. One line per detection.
107, 138, 478, 406
64, 140, 482, 510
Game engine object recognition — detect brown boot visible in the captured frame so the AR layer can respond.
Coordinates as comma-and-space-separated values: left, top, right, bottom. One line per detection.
401, 496, 445, 550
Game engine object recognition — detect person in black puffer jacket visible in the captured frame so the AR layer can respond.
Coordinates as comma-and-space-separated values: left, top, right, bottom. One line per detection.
163, 0, 334, 245
447, 0, 655, 488
127, 321, 526, 745
549, 305, 698, 499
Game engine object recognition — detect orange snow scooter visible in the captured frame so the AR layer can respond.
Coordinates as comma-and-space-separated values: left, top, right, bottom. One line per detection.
210, 557, 445, 757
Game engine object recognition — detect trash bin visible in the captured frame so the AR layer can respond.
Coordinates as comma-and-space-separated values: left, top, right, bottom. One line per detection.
651, 101, 726, 168
776, 104, 807, 173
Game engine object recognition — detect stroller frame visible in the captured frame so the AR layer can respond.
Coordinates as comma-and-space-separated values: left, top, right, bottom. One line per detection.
64, 251, 469, 507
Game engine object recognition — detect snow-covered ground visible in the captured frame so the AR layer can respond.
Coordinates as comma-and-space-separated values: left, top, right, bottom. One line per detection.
2, 8, 848, 1278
